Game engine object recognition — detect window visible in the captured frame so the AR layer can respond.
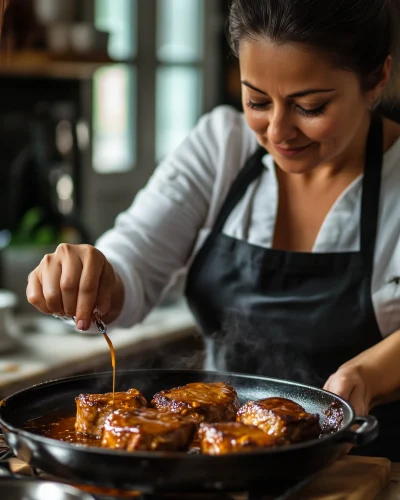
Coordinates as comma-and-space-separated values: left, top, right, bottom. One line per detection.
157, 0, 203, 62
155, 0, 203, 160
84, 0, 220, 238
156, 67, 202, 160
92, 65, 136, 173
93, 0, 136, 173
95, 0, 137, 60
92, 0, 208, 173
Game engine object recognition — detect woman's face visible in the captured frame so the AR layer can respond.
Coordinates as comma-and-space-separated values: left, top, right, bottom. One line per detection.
239, 39, 385, 174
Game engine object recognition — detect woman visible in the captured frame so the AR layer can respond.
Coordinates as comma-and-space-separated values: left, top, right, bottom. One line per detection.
27, 0, 400, 459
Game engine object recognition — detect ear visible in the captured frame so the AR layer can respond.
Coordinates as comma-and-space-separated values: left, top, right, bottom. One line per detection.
365, 55, 392, 107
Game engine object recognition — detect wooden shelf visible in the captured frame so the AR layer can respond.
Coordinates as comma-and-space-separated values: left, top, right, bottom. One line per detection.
0, 51, 125, 79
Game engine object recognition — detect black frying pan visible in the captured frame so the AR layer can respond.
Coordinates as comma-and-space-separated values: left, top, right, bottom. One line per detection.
0, 369, 378, 493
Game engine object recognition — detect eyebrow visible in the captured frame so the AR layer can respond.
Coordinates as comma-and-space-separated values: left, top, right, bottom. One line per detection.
241, 80, 335, 98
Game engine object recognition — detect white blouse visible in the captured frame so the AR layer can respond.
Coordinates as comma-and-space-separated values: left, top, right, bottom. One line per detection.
96, 106, 400, 338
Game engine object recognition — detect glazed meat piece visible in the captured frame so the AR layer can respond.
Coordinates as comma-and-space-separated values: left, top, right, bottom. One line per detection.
198, 422, 280, 455
152, 382, 240, 423
101, 408, 196, 451
75, 388, 147, 438
237, 397, 320, 444
321, 402, 344, 434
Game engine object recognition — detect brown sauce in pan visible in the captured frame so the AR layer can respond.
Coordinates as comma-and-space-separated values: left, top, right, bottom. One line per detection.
25, 410, 101, 447
25, 410, 202, 453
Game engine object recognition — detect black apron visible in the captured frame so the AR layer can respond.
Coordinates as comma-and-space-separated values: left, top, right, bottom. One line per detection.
185, 116, 400, 460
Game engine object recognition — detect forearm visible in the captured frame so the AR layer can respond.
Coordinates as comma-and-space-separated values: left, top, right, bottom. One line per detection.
342, 329, 400, 408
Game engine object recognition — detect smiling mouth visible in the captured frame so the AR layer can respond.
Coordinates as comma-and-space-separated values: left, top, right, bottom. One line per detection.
274, 144, 313, 156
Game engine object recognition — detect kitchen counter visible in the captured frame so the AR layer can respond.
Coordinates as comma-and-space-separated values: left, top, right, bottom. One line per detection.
0, 299, 197, 398
4, 455, 400, 499
377, 463, 400, 499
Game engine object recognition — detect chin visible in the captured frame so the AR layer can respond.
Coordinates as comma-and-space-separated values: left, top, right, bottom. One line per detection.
273, 158, 321, 175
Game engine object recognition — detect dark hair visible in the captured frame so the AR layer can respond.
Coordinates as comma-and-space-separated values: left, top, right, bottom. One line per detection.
228, 0, 400, 101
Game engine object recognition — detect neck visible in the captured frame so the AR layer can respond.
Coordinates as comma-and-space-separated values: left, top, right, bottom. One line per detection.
327, 112, 372, 177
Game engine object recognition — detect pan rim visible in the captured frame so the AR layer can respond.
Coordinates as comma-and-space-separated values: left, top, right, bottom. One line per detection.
0, 368, 354, 459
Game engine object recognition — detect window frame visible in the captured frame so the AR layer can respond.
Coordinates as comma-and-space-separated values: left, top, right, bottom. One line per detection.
80, 0, 222, 240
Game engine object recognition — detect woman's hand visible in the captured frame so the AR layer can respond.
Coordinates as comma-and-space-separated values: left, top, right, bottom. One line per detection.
323, 364, 372, 416
26, 243, 124, 331
324, 330, 400, 416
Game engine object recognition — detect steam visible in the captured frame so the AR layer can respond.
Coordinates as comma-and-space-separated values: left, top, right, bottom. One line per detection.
84, 308, 323, 397
203, 310, 324, 386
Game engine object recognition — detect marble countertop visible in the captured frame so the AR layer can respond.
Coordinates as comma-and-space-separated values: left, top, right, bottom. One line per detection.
0, 300, 197, 398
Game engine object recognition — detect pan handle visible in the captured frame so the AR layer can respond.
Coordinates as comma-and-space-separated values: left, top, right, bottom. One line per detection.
339, 415, 379, 446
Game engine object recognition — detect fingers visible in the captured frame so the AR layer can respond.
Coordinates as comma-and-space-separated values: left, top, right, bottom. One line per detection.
26, 244, 109, 330
26, 244, 103, 324
323, 367, 369, 416
59, 248, 83, 317
26, 272, 52, 314
75, 246, 105, 330
39, 255, 64, 314
348, 383, 368, 416
323, 371, 357, 456
324, 373, 354, 401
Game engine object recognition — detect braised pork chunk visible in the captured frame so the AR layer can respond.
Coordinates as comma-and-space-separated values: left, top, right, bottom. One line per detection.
321, 402, 344, 434
75, 388, 147, 438
101, 408, 196, 451
152, 382, 239, 423
237, 397, 320, 444
198, 422, 280, 455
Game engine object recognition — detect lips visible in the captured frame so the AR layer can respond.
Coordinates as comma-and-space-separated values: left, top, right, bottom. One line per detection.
274, 143, 312, 157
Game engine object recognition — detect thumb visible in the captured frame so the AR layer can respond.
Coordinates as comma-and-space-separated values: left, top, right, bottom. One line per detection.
324, 373, 353, 401
348, 383, 368, 416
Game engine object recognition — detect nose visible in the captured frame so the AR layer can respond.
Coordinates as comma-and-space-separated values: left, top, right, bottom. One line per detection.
267, 107, 297, 145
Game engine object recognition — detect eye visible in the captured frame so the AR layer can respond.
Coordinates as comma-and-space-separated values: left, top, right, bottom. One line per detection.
296, 103, 327, 118
246, 100, 270, 111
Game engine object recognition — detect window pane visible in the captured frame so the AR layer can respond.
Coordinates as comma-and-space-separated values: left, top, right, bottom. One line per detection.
156, 67, 202, 161
95, 0, 137, 60
92, 65, 136, 173
157, 0, 203, 62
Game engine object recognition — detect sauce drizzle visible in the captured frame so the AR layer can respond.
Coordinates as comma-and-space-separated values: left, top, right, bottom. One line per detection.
93, 311, 116, 403
102, 332, 116, 404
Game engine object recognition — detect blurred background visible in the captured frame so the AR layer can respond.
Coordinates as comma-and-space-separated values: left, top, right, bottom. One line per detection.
0, 0, 241, 312
0, 0, 246, 386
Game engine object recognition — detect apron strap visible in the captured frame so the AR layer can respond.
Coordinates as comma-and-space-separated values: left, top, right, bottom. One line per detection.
212, 146, 266, 234
360, 115, 383, 268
